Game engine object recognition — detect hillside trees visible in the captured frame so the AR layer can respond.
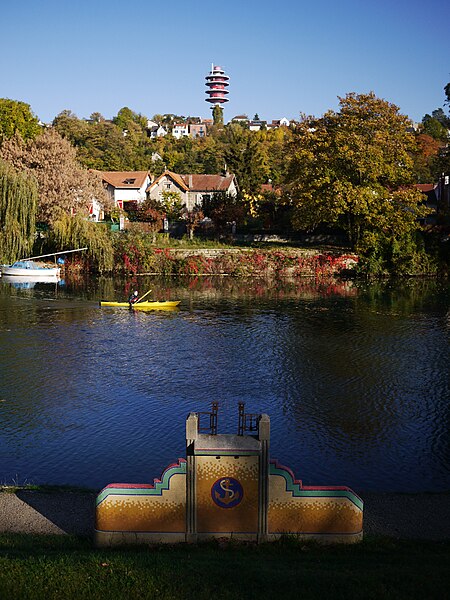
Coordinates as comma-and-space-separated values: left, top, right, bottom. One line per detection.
285, 92, 430, 272
52, 110, 90, 147
0, 99, 41, 143
148, 134, 223, 174
221, 124, 267, 192
421, 113, 448, 142
430, 108, 450, 128
433, 82, 450, 177
0, 159, 38, 263
53, 108, 224, 174
113, 106, 147, 135
415, 84, 450, 181
50, 106, 290, 197
198, 136, 224, 174
261, 125, 293, 185
53, 109, 149, 171
412, 133, 442, 183
84, 121, 147, 171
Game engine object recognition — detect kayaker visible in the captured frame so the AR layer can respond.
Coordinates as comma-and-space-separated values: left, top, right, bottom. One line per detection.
128, 290, 139, 307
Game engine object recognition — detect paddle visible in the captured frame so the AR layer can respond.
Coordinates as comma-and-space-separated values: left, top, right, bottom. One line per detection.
136, 289, 152, 304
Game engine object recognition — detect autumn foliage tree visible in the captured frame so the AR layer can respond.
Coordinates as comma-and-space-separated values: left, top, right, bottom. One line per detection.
285, 93, 429, 258
132, 197, 165, 242
0, 129, 110, 224
203, 191, 245, 238
412, 133, 442, 183
0, 129, 113, 270
182, 205, 204, 240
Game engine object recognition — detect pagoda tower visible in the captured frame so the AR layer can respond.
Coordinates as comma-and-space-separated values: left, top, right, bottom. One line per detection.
205, 64, 229, 109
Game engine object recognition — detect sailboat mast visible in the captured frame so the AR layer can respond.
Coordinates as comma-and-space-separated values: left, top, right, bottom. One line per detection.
20, 247, 88, 261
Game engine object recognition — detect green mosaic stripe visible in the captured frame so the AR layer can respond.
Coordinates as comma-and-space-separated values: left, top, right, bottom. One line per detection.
269, 462, 363, 511
96, 460, 187, 506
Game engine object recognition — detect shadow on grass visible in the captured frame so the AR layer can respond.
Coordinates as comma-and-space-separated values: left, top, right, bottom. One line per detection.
0, 534, 449, 599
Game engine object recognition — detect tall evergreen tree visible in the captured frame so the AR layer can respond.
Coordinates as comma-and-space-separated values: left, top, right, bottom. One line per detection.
222, 124, 266, 192
212, 105, 224, 127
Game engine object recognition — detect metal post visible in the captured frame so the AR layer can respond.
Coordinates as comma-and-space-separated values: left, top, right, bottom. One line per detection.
257, 414, 270, 543
185, 413, 198, 542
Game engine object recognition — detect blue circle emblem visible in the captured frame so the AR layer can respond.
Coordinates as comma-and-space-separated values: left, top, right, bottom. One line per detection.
211, 477, 244, 509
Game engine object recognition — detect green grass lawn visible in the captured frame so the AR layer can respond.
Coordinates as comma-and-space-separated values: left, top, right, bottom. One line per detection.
0, 534, 448, 599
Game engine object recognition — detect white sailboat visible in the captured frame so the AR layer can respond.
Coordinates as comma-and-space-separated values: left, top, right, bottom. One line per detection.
0, 248, 87, 278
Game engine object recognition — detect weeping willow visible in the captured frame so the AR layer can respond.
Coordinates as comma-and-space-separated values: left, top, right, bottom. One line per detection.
49, 214, 114, 273
0, 159, 38, 264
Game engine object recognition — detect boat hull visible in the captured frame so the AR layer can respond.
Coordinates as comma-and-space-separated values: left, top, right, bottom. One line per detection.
1, 266, 61, 277
100, 301, 180, 310
1, 274, 60, 284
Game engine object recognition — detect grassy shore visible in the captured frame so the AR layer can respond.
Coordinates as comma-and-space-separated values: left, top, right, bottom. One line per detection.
0, 534, 449, 600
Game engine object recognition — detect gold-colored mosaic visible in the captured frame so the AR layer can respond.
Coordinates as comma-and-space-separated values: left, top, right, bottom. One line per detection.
196, 455, 259, 533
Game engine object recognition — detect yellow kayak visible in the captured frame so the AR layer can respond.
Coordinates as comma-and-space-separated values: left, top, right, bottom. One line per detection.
100, 300, 180, 310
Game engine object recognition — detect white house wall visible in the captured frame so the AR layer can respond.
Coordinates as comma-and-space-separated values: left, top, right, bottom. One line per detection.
172, 127, 189, 139
227, 180, 238, 197
112, 176, 151, 205
89, 198, 103, 222
115, 188, 147, 202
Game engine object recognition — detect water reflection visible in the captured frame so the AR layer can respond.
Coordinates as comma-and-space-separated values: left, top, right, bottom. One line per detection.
0, 275, 448, 492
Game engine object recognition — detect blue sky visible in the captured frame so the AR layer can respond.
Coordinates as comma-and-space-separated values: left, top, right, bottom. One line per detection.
1, 0, 449, 124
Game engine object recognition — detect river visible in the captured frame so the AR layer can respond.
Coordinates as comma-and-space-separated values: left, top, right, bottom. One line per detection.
0, 274, 449, 493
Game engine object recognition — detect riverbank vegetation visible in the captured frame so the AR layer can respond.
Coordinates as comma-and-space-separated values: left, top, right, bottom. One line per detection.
0, 533, 448, 599
0, 85, 449, 277
105, 231, 357, 278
